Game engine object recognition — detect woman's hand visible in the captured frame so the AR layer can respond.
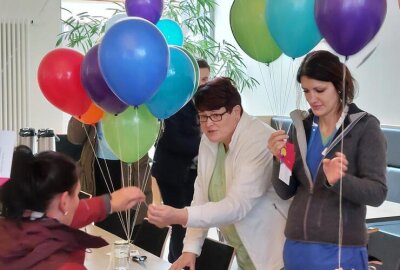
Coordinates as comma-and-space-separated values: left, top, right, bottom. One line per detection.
322, 152, 348, 186
169, 252, 197, 270
267, 130, 289, 159
147, 204, 188, 227
110, 187, 145, 213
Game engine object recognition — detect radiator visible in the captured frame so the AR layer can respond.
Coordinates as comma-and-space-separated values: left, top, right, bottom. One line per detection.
0, 18, 29, 131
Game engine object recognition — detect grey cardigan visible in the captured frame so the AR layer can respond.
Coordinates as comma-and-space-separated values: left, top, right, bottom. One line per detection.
272, 103, 387, 246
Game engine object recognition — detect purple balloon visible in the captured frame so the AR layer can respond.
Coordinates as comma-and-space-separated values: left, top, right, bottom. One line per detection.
315, 0, 387, 56
125, 0, 164, 24
81, 45, 128, 114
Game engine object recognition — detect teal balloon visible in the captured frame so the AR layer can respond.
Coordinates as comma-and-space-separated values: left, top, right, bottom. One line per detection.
146, 46, 196, 119
173, 46, 199, 94
266, 0, 322, 58
156, 19, 184, 46
103, 106, 160, 163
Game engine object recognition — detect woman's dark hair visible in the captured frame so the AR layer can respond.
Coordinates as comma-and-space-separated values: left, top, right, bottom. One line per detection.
194, 77, 242, 114
197, 59, 210, 70
0, 145, 79, 220
297, 50, 356, 104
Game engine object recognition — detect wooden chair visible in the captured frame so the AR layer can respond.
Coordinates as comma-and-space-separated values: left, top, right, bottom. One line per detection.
133, 218, 171, 257
195, 238, 235, 270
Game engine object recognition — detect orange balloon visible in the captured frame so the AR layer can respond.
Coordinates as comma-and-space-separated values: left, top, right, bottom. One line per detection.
74, 103, 104, 124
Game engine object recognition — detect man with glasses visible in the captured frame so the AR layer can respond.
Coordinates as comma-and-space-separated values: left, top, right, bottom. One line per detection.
151, 59, 210, 263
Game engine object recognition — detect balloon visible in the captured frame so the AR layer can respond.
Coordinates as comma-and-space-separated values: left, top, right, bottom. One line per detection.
103, 106, 160, 163
230, 0, 282, 63
176, 46, 200, 91
146, 46, 196, 119
266, 0, 322, 58
99, 18, 169, 106
81, 45, 128, 114
37, 48, 91, 116
156, 19, 184, 46
105, 13, 127, 32
74, 103, 104, 125
315, 0, 387, 56
125, 0, 164, 24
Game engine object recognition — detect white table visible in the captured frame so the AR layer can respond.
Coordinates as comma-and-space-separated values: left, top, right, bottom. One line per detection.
84, 225, 171, 270
367, 200, 400, 222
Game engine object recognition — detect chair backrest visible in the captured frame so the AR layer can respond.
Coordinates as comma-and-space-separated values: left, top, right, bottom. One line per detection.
133, 218, 170, 257
381, 126, 400, 203
195, 238, 235, 270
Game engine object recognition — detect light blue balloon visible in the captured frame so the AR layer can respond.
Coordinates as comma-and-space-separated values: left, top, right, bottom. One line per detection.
146, 46, 195, 119
99, 18, 169, 106
156, 19, 184, 46
105, 13, 127, 32
266, 0, 322, 58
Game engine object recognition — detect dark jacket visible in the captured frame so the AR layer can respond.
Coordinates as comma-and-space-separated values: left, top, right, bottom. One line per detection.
272, 103, 387, 246
151, 101, 201, 184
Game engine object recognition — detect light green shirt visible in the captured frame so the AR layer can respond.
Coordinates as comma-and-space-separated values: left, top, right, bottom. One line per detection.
208, 143, 256, 270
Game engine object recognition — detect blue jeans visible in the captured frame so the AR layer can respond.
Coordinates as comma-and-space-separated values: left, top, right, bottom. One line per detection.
283, 239, 368, 270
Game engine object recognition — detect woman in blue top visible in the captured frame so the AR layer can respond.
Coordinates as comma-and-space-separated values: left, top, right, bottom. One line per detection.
267, 50, 387, 270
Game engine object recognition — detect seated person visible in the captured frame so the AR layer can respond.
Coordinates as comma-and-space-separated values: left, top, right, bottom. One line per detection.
0, 145, 145, 270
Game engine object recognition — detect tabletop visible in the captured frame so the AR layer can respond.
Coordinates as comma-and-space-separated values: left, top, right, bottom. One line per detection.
84, 224, 171, 270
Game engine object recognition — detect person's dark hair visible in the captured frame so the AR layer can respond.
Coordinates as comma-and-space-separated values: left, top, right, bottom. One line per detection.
197, 59, 210, 70
0, 145, 79, 220
194, 77, 242, 114
297, 50, 356, 104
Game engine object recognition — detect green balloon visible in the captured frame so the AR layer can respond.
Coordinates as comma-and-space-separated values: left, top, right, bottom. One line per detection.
103, 106, 160, 163
230, 0, 282, 63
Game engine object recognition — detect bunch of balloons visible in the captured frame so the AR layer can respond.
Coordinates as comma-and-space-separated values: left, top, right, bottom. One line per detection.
230, 0, 387, 62
37, 0, 198, 163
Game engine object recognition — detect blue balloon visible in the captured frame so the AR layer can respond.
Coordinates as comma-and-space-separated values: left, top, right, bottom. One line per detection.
99, 18, 169, 106
156, 19, 184, 46
146, 46, 195, 119
266, 0, 322, 58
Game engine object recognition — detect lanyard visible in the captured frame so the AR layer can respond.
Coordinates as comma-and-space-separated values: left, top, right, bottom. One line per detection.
308, 105, 349, 156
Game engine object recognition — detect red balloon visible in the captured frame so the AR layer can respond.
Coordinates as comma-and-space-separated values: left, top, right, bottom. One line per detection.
37, 48, 91, 116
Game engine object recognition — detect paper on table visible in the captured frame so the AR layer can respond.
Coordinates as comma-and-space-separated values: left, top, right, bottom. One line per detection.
0, 130, 17, 186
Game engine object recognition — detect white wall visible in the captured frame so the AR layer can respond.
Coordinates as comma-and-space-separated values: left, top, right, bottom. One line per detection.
214, 0, 400, 126
1, 0, 64, 132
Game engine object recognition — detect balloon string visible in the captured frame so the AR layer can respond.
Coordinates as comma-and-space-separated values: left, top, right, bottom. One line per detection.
284, 59, 298, 116
82, 124, 129, 238
268, 62, 279, 115
337, 57, 348, 269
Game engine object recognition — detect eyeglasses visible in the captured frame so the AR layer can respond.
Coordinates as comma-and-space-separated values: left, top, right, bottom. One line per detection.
198, 111, 228, 123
